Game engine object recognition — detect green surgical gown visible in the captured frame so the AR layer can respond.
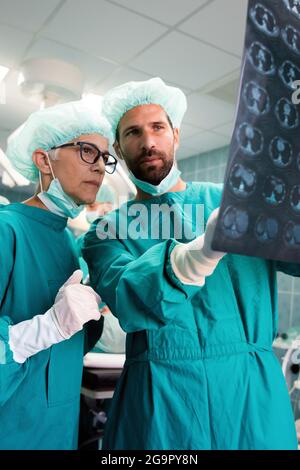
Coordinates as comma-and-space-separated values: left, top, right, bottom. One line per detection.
0, 203, 102, 450
83, 182, 298, 450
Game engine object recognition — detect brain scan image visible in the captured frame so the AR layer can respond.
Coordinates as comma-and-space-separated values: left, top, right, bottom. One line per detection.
229, 163, 257, 198
269, 137, 293, 168
281, 25, 300, 55
254, 215, 279, 242
243, 81, 271, 115
284, 221, 300, 247
221, 206, 249, 239
290, 185, 300, 213
296, 153, 300, 171
248, 41, 276, 75
278, 60, 300, 89
275, 98, 299, 129
212, 0, 300, 263
283, 0, 300, 20
237, 123, 264, 157
262, 175, 287, 206
250, 3, 279, 36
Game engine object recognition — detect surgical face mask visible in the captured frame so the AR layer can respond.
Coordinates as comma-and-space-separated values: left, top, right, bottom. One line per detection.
38, 153, 84, 219
85, 210, 100, 224
128, 162, 181, 196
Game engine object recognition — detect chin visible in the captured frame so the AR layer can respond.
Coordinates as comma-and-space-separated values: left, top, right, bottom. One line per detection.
82, 196, 96, 205
80, 188, 99, 205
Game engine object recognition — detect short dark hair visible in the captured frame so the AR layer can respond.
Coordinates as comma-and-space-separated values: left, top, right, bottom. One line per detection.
115, 111, 173, 143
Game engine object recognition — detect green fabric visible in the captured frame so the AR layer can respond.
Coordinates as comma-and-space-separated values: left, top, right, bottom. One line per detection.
0, 203, 101, 449
83, 182, 299, 450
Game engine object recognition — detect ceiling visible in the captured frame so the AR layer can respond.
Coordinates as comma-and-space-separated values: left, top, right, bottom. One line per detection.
0, 0, 249, 160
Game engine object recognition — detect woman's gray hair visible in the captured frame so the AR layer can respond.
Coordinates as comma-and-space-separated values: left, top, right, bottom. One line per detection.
47, 148, 59, 160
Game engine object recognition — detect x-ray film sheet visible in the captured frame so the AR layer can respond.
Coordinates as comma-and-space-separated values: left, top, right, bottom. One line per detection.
212, 0, 300, 263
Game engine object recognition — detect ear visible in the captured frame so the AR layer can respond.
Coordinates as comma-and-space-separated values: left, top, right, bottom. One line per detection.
32, 149, 52, 175
113, 141, 123, 160
173, 128, 180, 152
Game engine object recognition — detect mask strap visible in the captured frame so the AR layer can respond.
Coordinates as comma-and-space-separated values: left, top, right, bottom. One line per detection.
39, 152, 56, 193
46, 152, 56, 180
39, 171, 44, 192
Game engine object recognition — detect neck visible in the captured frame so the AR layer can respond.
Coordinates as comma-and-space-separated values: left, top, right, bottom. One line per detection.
135, 177, 186, 201
23, 195, 49, 211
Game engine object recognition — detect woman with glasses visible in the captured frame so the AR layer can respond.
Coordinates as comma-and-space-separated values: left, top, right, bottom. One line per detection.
0, 100, 115, 449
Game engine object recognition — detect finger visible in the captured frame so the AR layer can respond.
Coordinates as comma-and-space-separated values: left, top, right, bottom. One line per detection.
64, 269, 83, 287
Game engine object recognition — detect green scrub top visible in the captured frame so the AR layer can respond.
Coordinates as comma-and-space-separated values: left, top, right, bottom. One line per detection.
0, 203, 102, 450
83, 182, 299, 450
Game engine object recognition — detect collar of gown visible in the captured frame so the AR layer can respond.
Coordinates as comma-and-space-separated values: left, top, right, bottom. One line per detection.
6, 203, 68, 231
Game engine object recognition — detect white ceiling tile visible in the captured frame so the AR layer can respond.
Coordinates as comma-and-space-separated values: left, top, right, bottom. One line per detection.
181, 130, 230, 154
25, 38, 117, 89
0, 0, 61, 32
0, 23, 33, 68
176, 144, 198, 160
92, 67, 152, 94
212, 121, 234, 138
180, 122, 204, 140
130, 31, 241, 90
110, 0, 206, 25
179, 0, 248, 57
41, 0, 167, 64
184, 93, 236, 129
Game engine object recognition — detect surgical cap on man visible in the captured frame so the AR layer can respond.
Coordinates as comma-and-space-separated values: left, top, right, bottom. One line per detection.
6, 100, 113, 183
101, 77, 187, 142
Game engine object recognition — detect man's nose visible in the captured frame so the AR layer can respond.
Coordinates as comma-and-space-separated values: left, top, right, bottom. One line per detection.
140, 131, 156, 152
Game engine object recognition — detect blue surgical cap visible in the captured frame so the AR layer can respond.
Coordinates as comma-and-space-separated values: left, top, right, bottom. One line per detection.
102, 77, 187, 142
6, 100, 113, 183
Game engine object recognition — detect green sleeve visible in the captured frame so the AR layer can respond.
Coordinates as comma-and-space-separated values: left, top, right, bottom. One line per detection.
0, 223, 30, 406
83, 317, 104, 355
82, 231, 201, 333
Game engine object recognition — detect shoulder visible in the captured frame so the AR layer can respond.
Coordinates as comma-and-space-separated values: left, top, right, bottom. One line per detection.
0, 208, 17, 245
189, 181, 224, 209
83, 206, 121, 249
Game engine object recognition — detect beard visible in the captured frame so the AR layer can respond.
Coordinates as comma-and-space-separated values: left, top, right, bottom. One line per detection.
126, 147, 174, 185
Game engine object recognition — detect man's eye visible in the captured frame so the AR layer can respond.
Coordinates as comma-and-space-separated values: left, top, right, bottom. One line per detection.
154, 125, 164, 130
126, 129, 138, 136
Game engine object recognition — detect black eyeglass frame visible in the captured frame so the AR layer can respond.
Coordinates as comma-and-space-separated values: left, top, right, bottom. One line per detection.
50, 141, 117, 174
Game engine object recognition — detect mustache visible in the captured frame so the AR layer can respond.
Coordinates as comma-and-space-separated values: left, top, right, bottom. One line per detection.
138, 149, 166, 162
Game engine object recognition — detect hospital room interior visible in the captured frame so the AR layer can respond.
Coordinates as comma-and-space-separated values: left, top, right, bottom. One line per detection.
1, 0, 300, 452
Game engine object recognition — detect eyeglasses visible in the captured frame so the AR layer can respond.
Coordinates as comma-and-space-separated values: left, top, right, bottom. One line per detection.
51, 141, 117, 174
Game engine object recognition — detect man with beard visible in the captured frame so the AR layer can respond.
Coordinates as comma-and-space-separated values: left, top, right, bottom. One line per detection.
82, 78, 299, 450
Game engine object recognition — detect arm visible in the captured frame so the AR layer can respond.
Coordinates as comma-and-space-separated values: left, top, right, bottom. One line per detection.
82, 233, 201, 333
0, 222, 30, 406
170, 208, 225, 286
8, 270, 101, 363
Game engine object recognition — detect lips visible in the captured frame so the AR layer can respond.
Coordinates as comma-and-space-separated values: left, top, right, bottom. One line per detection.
140, 156, 161, 164
84, 181, 100, 187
